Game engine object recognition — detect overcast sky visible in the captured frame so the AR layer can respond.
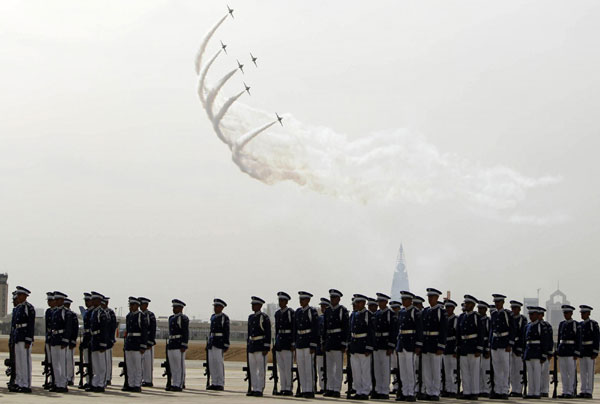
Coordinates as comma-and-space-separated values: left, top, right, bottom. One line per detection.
1, 1, 599, 320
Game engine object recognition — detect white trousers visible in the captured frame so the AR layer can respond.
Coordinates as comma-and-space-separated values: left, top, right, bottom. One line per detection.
82, 347, 90, 384
391, 353, 399, 391
296, 348, 315, 393
142, 346, 154, 383
277, 350, 293, 392
50, 346, 67, 388
125, 350, 143, 388
414, 353, 420, 394
15, 342, 32, 388
491, 349, 510, 395
580, 357, 595, 394
350, 353, 372, 396
422, 353, 442, 396
67, 347, 75, 383
509, 352, 523, 394
167, 349, 186, 388
540, 358, 550, 394
558, 356, 576, 395
105, 348, 113, 382
398, 351, 416, 397
316, 355, 325, 390
442, 354, 457, 393
373, 350, 391, 394
480, 356, 491, 393
208, 347, 225, 387
325, 350, 343, 392
248, 351, 267, 393
91, 350, 107, 387
526, 360, 541, 396
460, 354, 481, 396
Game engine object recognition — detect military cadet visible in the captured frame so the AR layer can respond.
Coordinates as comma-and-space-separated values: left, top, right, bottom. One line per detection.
43, 291, 56, 390
49, 291, 71, 392
389, 300, 402, 396
247, 296, 271, 397
80, 292, 93, 389
538, 308, 553, 397
294, 291, 319, 398
368, 297, 379, 314
477, 300, 491, 397
207, 298, 230, 391
139, 297, 156, 387
412, 295, 425, 398
64, 298, 78, 386
442, 299, 458, 398
557, 304, 580, 399
523, 306, 546, 399
348, 294, 376, 400
395, 291, 422, 402
489, 293, 514, 399
167, 299, 189, 392
323, 288, 350, 398
8, 291, 18, 392
88, 291, 109, 392
12, 286, 35, 393
123, 297, 148, 392
420, 288, 447, 401
101, 296, 117, 385
274, 291, 295, 396
414, 296, 425, 311
578, 305, 598, 399
316, 297, 330, 394
509, 300, 527, 397
372, 292, 397, 399
457, 295, 485, 400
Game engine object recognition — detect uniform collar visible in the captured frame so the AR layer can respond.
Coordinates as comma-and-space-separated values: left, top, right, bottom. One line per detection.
358, 308, 367, 313
448, 314, 456, 320
253, 310, 262, 315
301, 305, 310, 312
404, 305, 414, 310
279, 306, 289, 313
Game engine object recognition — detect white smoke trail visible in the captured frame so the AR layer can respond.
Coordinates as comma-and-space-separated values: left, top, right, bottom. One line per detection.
205, 68, 238, 121
194, 14, 228, 75
197, 49, 221, 107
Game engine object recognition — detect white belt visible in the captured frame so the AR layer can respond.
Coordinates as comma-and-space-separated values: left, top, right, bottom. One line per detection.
400, 330, 416, 335
582, 341, 593, 346
423, 331, 439, 336
494, 332, 509, 337
211, 332, 224, 337
527, 340, 541, 344
278, 329, 292, 334
327, 328, 342, 334
352, 333, 367, 338
52, 330, 64, 334
249, 335, 264, 341
91, 330, 101, 335
129, 333, 142, 337
462, 334, 478, 340
560, 340, 575, 344
15, 323, 28, 329
376, 332, 389, 337
446, 336, 456, 341
297, 329, 312, 335
169, 335, 182, 339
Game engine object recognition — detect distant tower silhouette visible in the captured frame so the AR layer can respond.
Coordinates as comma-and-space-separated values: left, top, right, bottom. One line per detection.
391, 244, 410, 301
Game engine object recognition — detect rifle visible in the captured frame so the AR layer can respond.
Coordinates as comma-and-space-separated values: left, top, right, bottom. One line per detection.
488, 353, 495, 396
455, 354, 461, 397
394, 354, 403, 400
161, 338, 172, 390
293, 363, 301, 397
203, 335, 211, 389
5, 339, 15, 388
42, 346, 54, 389
119, 348, 129, 389
551, 352, 558, 399
417, 352, 424, 399
343, 350, 353, 398
573, 357, 578, 397
441, 355, 446, 395
75, 343, 89, 389
268, 342, 279, 395
522, 358, 528, 397
242, 348, 252, 395
322, 349, 328, 393
370, 352, 376, 396
313, 352, 318, 393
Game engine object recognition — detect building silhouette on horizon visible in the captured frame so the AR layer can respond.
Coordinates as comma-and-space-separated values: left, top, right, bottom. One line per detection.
391, 244, 410, 301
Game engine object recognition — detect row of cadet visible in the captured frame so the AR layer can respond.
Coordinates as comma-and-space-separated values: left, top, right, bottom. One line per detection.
7, 286, 599, 401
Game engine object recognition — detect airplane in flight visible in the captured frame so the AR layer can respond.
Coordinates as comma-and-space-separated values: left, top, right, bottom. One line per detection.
276, 113, 284, 126
244, 82, 251, 96
227, 5, 234, 18
237, 60, 244, 74
250, 53, 258, 67
220, 40, 228, 55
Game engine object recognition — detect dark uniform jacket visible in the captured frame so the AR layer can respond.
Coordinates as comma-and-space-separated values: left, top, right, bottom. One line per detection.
444, 314, 458, 355
541, 320, 554, 359
45, 307, 55, 344
421, 304, 448, 353
66, 308, 79, 349
81, 308, 92, 349
512, 314, 528, 356
142, 309, 157, 347
12, 302, 35, 344
105, 308, 117, 349
317, 314, 325, 356
295, 306, 319, 350
125, 310, 148, 351
247, 311, 271, 353
275, 307, 295, 351
523, 320, 546, 361
208, 312, 230, 350
479, 314, 491, 354
579, 318, 599, 358
557, 319, 580, 357
490, 308, 514, 349
374, 307, 398, 350
349, 308, 375, 354
167, 313, 189, 350
90, 306, 110, 352
323, 304, 350, 351
457, 311, 485, 355
50, 306, 73, 347
396, 306, 422, 352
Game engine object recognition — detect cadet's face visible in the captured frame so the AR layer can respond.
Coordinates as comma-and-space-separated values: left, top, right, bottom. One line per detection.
378, 300, 387, 310
511, 307, 520, 315
563, 311, 572, 320
368, 303, 378, 312
330, 296, 340, 306
495, 300, 503, 310
85, 300, 91, 308
130, 303, 139, 312
446, 306, 454, 316
299, 297, 309, 307
428, 295, 439, 306
173, 306, 183, 314
478, 307, 487, 315
581, 311, 590, 320
56, 298, 64, 306
529, 312, 537, 321
278, 298, 287, 309
15, 293, 26, 304
47, 299, 54, 307
401, 298, 411, 308
356, 300, 366, 311
141, 303, 148, 311
91, 298, 100, 307
465, 302, 475, 312
252, 303, 262, 312
320, 304, 328, 313
214, 305, 223, 314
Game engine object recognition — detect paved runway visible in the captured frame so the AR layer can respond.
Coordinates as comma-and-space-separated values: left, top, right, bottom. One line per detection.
0, 354, 597, 403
